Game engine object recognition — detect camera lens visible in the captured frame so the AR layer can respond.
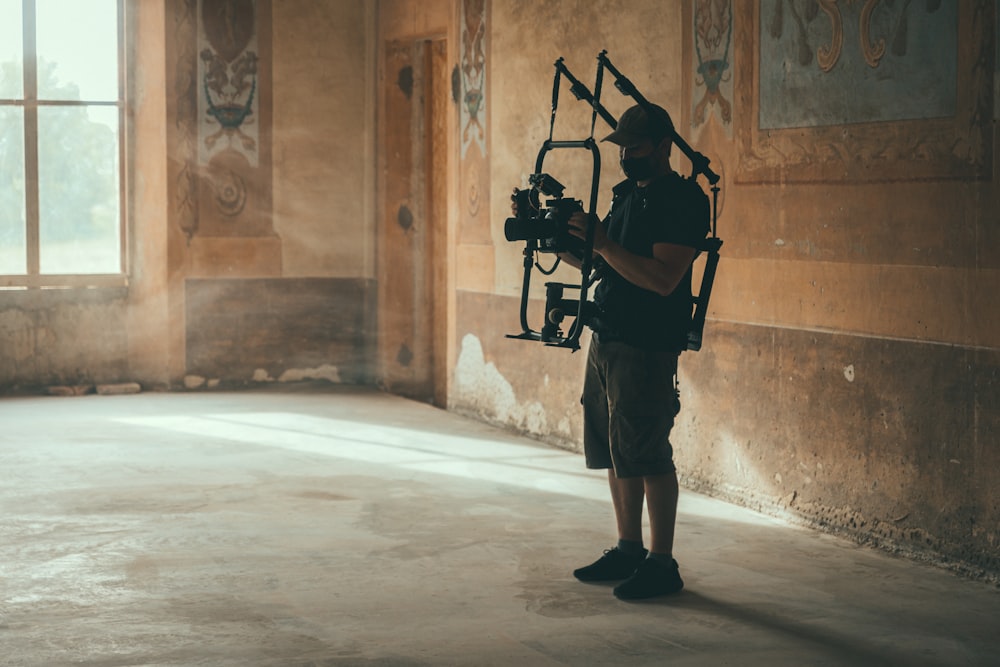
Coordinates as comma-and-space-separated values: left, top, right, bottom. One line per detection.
504, 217, 557, 242
504, 218, 529, 242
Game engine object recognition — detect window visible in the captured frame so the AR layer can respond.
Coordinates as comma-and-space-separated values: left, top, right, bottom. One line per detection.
0, 0, 124, 287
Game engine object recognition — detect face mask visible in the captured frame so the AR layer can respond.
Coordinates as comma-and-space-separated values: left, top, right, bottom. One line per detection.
621, 155, 657, 181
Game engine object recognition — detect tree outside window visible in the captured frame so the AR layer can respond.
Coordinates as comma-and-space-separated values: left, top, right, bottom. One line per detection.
0, 0, 123, 283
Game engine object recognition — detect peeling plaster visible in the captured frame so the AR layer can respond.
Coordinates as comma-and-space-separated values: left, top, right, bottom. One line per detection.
184, 375, 221, 389
454, 333, 548, 436
252, 365, 342, 384
277, 364, 342, 384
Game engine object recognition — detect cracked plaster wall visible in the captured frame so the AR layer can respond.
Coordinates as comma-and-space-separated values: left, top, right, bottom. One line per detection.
454, 333, 553, 439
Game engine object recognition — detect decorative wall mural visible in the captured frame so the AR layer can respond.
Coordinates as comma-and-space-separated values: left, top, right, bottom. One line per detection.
692, 0, 733, 132
736, 1, 994, 183
760, 0, 957, 129
175, 0, 200, 241
172, 0, 271, 241
467, 165, 480, 216
197, 0, 259, 168
460, 0, 487, 159
207, 162, 248, 216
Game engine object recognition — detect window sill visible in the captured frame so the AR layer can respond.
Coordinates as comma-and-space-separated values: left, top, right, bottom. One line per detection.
0, 276, 128, 308
0, 274, 128, 289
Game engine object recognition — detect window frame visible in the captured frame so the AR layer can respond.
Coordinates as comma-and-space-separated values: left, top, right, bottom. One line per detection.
0, 0, 128, 289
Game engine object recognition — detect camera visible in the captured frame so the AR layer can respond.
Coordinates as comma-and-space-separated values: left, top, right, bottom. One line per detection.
504, 173, 585, 256
504, 52, 722, 352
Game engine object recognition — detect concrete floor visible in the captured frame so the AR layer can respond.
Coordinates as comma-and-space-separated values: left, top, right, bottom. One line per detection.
1, 385, 997, 667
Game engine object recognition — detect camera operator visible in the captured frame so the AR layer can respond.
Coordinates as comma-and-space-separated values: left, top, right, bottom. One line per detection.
525, 103, 710, 600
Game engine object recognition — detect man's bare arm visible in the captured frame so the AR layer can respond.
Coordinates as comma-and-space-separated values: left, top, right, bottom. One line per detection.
566, 211, 696, 296
598, 241, 696, 296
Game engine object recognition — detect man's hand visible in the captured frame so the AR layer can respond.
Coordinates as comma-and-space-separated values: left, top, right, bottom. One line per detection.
566, 211, 608, 253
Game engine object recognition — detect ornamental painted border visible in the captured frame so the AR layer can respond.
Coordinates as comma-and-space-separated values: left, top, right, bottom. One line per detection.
735, 1, 994, 184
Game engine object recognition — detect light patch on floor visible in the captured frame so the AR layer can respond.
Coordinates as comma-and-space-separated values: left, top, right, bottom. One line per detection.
116, 410, 602, 502
454, 333, 548, 436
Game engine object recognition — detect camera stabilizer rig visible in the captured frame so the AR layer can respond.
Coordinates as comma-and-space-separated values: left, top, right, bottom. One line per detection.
505, 51, 724, 352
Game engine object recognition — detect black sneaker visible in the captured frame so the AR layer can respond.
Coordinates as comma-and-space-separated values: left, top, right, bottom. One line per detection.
613, 557, 684, 600
573, 547, 648, 582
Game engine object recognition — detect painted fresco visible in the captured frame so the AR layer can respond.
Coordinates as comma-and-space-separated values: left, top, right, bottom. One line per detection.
171, 0, 272, 242
460, 0, 486, 159
198, 0, 259, 168
759, 0, 957, 129
458, 0, 491, 249
174, 0, 199, 241
692, 0, 734, 134
735, 2, 993, 183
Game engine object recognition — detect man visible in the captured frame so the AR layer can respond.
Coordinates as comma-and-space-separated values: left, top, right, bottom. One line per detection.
564, 103, 709, 600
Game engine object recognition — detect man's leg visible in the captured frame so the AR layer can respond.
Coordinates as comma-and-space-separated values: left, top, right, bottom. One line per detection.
644, 471, 679, 556
608, 469, 645, 543
572, 470, 647, 582
613, 470, 683, 600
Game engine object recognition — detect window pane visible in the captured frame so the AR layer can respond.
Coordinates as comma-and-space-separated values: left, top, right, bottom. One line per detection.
0, 106, 26, 274
38, 106, 120, 274
36, 0, 119, 101
0, 0, 24, 98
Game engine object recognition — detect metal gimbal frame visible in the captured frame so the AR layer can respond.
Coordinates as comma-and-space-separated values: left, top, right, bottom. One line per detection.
506, 51, 724, 352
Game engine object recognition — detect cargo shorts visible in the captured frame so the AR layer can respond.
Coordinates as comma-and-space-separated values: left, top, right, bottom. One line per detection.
581, 334, 680, 478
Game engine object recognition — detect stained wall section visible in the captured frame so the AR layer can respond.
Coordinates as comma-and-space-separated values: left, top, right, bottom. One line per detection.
172, 0, 376, 388
674, 2, 999, 577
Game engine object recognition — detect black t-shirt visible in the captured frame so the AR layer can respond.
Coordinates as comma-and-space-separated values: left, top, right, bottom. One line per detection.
590, 172, 710, 351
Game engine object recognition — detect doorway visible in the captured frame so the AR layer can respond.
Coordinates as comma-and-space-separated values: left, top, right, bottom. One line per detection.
378, 38, 450, 406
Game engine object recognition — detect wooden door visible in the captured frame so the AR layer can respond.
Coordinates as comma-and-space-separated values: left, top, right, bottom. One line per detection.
379, 38, 449, 405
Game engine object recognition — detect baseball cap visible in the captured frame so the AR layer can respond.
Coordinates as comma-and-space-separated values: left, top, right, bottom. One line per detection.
601, 103, 675, 147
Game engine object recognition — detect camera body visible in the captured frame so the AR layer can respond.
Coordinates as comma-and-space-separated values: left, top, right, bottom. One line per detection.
504, 173, 585, 256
